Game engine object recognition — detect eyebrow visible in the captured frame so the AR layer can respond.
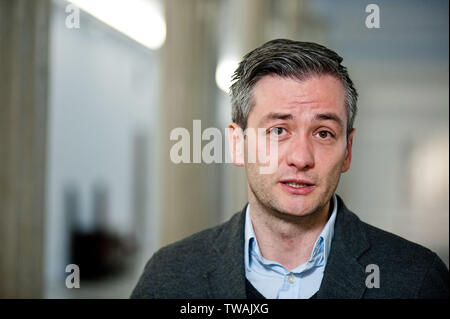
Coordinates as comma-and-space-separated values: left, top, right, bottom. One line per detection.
258, 111, 344, 129
259, 112, 294, 125
313, 112, 344, 129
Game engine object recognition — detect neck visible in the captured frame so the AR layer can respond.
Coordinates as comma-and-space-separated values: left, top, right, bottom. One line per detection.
248, 194, 332, 271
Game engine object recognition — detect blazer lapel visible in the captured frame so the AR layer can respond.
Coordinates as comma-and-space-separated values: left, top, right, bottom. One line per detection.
204, 197, 371, 299
317, 196, 370, 298
206, 207, 247, 298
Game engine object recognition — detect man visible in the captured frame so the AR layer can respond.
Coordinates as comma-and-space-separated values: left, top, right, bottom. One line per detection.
131, 39, 448, 299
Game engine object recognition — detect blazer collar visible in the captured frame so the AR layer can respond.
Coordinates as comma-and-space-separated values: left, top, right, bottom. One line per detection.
207, 196, 371, 299
317, 195, 371, 298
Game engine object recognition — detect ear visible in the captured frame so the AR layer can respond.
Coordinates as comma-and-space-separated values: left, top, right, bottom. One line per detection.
341, 128, 355, 173
228, 123, 245, 166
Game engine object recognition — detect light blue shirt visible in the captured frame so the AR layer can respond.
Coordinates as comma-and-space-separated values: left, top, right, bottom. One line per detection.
244, 194, 337, 299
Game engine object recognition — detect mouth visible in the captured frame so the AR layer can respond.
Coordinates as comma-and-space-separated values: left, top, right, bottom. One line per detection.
279, 179, 315, 195
281, 179, 314, 187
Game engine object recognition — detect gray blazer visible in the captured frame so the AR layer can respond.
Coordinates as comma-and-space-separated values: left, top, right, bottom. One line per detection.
131, 196, 448, 298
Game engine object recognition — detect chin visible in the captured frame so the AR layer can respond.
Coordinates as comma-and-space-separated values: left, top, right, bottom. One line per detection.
276, 201, 316, 218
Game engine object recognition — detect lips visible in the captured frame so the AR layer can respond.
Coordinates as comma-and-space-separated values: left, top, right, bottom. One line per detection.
279, 179, 315, 195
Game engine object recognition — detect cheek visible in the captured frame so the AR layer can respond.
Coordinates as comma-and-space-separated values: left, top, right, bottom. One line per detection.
245, 160, 278, 187
245, 162, 267, 190
269, 143, 290, 166
245, 134, 281, 166
318, 148, 347, 174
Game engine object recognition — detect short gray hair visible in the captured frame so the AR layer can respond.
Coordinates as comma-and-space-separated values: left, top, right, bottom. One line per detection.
230, 39, 358, 137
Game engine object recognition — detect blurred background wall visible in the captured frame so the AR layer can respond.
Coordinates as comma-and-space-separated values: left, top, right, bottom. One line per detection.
0, 0, 448, 298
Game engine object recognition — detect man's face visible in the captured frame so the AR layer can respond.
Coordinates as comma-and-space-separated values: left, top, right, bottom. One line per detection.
237, 74, 354, 218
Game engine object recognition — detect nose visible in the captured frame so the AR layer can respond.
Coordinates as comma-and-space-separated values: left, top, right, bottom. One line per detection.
285, 134, 315, 170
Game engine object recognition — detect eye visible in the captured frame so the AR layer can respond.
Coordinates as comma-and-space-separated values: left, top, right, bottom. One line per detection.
269, 127, 287, 137
316, 130, 334, 139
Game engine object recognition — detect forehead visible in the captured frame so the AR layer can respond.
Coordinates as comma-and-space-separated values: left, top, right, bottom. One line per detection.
249, 74, 347, 122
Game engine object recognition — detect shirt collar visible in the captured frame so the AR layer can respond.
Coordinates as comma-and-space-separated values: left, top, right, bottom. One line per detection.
244, 194, 338, 271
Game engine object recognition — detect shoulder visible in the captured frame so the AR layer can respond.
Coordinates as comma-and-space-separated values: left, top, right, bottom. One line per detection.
130, 212, 243, 298
357, 217, 448, 298
149, 218, 230, 271
334, 196, 448, 298
360, 220, 437, 264
337, 196, 445, 271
